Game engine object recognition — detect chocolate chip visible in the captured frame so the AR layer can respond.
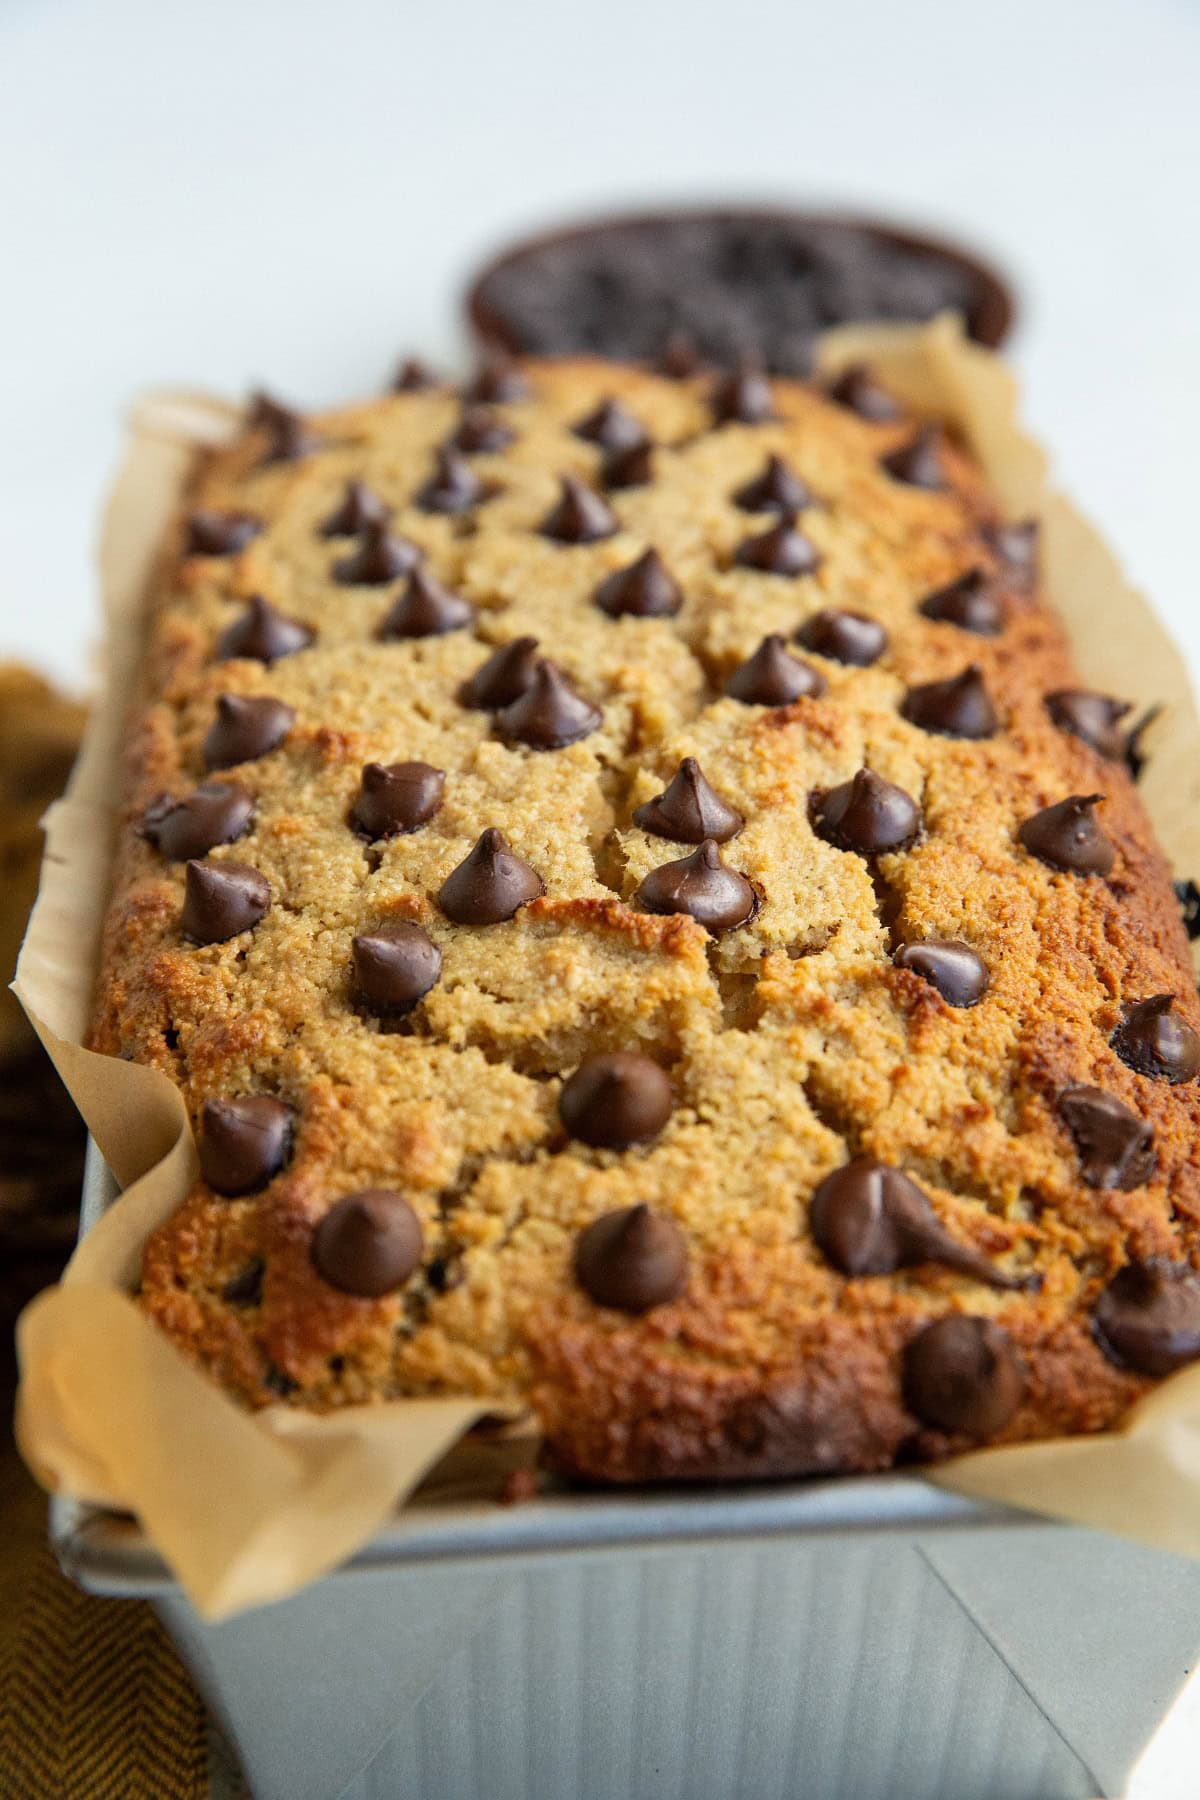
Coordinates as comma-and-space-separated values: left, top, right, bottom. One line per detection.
981, 519, 1038, 586
392, 357, 438, 392
733, 516, 821, 577
140, 782, 255, 862
881, 424, 946, 490
438, 828, 543, 924
918, 569, 1004, 636
601, 441, 655, 491
710, 362, 775, 426
1018, 794, 1114, 876
452, 406, 515, 455
497, 661, 602, 749
203, 694, 295, 770
733, 455, 812, 515
333, 521, 422, 586
827, 364, 903, 422
573, 1204, 688, 1313
901, 665, 998, 739
1093, 1261, 1200, 1377
814, 769, 922, 854
726, 635, 826, 706
379, 567, 474, 638
1058, 1086, 1155, 1190
459, 636, 541, 710
1045, 690, 1131, 761
199, 1096, 292, 1196
637, 838, 755, 932
417, 447, 491, 515
658, 332, 702, 378
249, 391, 319, 465
902, 1316, 1025, 1436
222, 1259, 265, 1306
351, 761, 445, 838
810, 1158, 1020, 1286
466, 356, 528, 405
593, 548, 682, 619
320, 481, 389, 538
540, 474, 618, 544
186, 510, 262, 556
893, 940, 989, 1008
216, 595, 314, 665
1111, 996, 1200, 1084
796, 609, 887, 666
633, 757, 743, 844
1175, 879, 1200, 941
573, 398, 648, 452
311, 1190, 424, 1297
181, 859, 271, 943
352, 923, 442, 1013
559, 1053, 674, 1148
1124, 705, 1162, 782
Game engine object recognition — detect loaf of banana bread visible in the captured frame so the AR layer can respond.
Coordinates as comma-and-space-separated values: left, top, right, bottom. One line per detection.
90, 352, 1200, 1482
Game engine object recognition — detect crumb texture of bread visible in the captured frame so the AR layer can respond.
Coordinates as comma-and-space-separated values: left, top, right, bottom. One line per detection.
94, 358, 1200, 1480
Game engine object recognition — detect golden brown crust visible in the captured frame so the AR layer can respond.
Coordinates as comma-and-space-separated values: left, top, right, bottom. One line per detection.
93, 356, 1200, 1482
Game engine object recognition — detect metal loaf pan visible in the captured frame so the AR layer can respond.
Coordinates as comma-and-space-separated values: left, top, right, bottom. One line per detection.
51, 1149, 1200, 1800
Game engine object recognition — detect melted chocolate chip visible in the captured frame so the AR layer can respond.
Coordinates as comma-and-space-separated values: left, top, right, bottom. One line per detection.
216, 595, 314, 665
902, 1316, 1025, 1436
467, 357, 528, 405
733, 516, 821, 577
392, 357, 438, 392
379, 567, 474, 638
222, 1260, 265, 1306
1045, 690, 1131, 761
497, 661, 602, 749
203, 694, 295, 770
1059, 1086, 1156, 1190
573, 398, 648, 453
1093, 1261, 1200, 1376
828, 364, 903, 422
181, 859, 270, 943
573, 1204, 688, 1313
658, 332, 702, 378
901, 665, 998, 739
814, 769, 922, 854
710, 362, 776, 426
601, 441, 655, 491
633, 757, 743, 844
249, 392, 319, 465
333, 521, 422, 586
637, 838, 755, 932
320, 480, 389, 538
981, 519, 1038, 586
881, 424, 946, 490
796, 609, 887, 666
438, 829, 543, 925
894, 941, 988, 1007
559, 1053, 674, 1148
810, 1158, 1019, 1286
417, 448, 490, 515
452, 406, 515, 455
540, 474, 618, 544
351, 761, 445, 838
199, 1095, 292, 1196
594, 549, 682, 619
1111, 996, 1200, 1084
733, 455, 812, 515
186, 510, 262, 556
140, 782, 254, 862
1018, 794, 1114, 876
352, 923, 442, 1013
1175, 879, 1200, 941
311, 1190, 424, 1297
459, 636, 541, 710
918, 569, 1004, 636
726, 635, 826, 706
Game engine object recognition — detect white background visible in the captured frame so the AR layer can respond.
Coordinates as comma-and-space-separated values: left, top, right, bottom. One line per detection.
2, 0, 1200, 1790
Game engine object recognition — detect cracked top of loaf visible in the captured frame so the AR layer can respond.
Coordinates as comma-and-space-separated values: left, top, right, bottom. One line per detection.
92, 353, 1200, 1482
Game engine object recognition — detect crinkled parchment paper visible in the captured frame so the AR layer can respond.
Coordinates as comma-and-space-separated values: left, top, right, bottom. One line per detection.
14, 320, 1200, 1621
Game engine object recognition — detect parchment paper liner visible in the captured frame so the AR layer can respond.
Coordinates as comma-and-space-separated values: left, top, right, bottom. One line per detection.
15, 320, 1200, 1622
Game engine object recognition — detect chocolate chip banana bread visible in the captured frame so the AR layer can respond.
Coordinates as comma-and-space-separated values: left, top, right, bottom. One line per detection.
91, 352, 1200, 1483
